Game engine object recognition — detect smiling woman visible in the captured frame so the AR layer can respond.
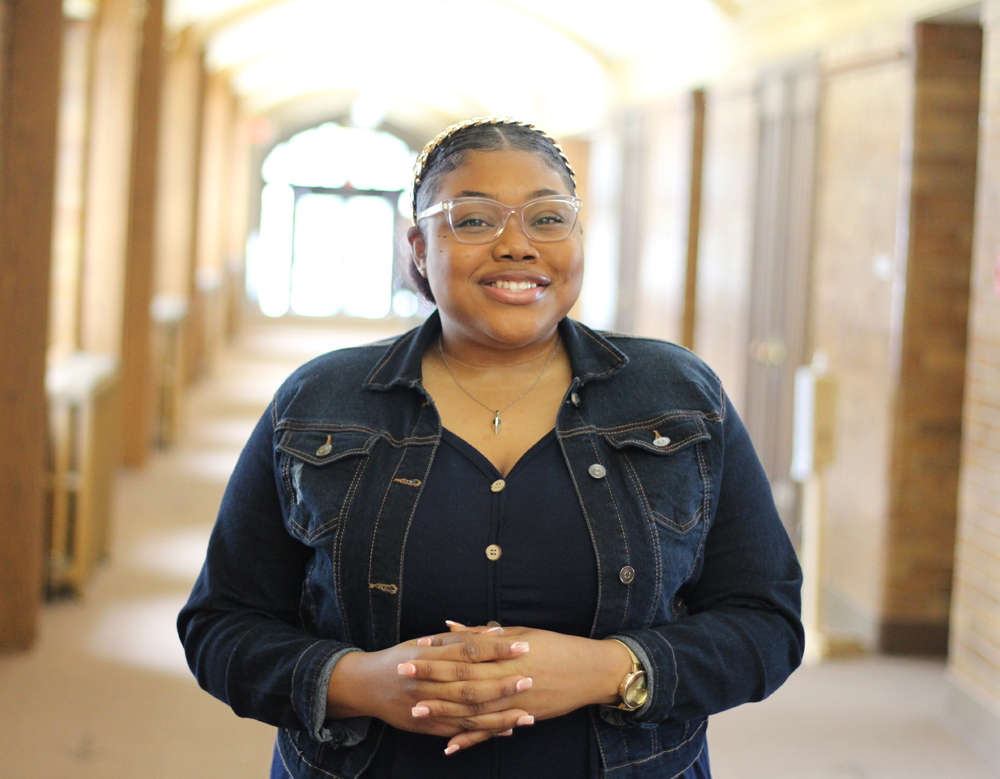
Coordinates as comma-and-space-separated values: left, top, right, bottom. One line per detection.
178, 116, 804, 779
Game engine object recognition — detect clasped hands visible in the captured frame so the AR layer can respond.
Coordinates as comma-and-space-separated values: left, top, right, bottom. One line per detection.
327, 622, 631, 755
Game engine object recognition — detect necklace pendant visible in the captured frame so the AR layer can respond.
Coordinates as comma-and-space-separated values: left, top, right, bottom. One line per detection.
493, 412, 502, 435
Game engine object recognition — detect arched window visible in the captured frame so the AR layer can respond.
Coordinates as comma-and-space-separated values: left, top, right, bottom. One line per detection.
246, 123, 421, 318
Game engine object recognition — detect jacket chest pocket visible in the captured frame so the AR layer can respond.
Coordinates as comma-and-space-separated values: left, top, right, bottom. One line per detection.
277, 427, 378, 545
604, 415, 711, 538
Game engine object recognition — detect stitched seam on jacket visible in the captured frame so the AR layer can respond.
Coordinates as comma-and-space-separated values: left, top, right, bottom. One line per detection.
587, 434, 629, 630
561, 405, 604, 640
605, 719, 707, 772
620, 455, 662, 625
366, 329, 417, 387
367, 450, 407, 631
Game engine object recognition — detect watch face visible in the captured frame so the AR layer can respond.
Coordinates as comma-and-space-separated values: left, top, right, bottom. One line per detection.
623, 672, 648, 708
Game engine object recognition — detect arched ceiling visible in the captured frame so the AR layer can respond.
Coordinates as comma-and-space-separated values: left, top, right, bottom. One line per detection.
164, 0, 743, 138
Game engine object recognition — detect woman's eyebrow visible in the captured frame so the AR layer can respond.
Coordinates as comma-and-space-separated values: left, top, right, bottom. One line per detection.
452, 188, 563, 200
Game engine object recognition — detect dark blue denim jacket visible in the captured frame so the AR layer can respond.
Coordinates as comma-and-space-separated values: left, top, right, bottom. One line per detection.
178, 312, 803, 779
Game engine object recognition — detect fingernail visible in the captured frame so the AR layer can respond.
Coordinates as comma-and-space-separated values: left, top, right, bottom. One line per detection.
516, 677, 533, 692
511, 641, 529, 654
397, 663, 416, 676
445, 620, 465, 627
444, 745, 460, 755
516, 714, 535, 726
416, 637, 432, 646
411, 705, 430, 717
486, 626, 504, 634
499, 729, 514, 736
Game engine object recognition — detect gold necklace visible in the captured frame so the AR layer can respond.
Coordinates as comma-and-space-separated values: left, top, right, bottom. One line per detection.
437, 336, 562, 435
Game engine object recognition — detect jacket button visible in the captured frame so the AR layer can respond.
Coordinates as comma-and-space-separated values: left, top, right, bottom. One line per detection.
486, 544, 502, 561
653, 436, 671, 448
491, 479, 506, 492
316, 443, 332, 456
619, 566, 635, 584
570, 392, 581, 407
588, 464, 606, 479
486, 620, 501, 628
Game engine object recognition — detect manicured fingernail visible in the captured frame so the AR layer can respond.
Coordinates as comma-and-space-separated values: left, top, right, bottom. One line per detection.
516, 714, 534, 726
416, 637, 432, 646
486, 626, 504, 634
445, 620, 465, 627
516, 677, 533, 692
397, 663, 416, 676
411, 705, 430, 717
511, 641, 529, 654
499, 729, 514, 736
444, 745, 460, 755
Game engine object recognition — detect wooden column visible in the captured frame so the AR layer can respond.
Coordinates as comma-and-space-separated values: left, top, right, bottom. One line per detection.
0, 0, 63, 650
882, 22, 982, 656
78, 0, 141, 355
121, 0, 164, 466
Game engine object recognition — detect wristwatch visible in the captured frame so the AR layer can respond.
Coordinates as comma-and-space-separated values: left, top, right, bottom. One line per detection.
611, 639, 648, 710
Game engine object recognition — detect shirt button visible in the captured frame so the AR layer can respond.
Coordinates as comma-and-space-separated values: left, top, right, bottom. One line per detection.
570, 392, 581, 407
653, 436, 671, 448
588, 464, 607, 479
486, 544, 502, 561
491, 479, 506, 493
619, 566, 635, 584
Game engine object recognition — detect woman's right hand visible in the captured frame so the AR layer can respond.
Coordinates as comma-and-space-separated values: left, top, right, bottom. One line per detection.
326, 633, 534, 743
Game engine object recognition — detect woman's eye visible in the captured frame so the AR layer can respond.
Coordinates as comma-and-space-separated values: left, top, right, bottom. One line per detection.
531, 212, 566, 226
455, 216, 491, 228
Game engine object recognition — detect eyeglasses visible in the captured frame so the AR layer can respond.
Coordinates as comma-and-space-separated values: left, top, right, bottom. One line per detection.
417, 196, 583, 244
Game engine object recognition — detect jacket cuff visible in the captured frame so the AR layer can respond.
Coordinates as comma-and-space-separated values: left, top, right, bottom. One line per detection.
304, 645, 371, 746
598, 634, 661, 727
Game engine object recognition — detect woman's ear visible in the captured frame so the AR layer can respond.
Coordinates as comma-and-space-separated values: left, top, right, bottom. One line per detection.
407, 225, 427, 277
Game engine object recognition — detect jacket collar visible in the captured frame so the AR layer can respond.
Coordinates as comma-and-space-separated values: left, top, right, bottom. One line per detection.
363, 309, 628, 392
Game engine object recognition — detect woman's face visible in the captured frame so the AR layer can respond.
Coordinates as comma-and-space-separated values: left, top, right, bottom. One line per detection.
408, 148, 584, 351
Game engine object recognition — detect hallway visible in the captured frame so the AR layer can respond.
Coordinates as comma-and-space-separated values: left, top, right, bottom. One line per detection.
1, 319, 997, 779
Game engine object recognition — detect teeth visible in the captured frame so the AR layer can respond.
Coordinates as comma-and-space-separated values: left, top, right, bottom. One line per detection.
493, 280, 538, 291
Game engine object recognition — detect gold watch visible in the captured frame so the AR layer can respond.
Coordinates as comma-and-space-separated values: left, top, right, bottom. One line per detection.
611, 639, 648, 710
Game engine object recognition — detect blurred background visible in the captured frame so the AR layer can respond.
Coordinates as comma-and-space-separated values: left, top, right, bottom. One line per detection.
1, 0, 1000, 776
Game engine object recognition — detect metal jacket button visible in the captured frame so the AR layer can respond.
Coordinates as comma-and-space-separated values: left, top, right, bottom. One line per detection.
570, 392, 581, 407
486, 544, 502, 561
588, 464, 606, 479
316, 435, 333, 457
653, 436, 671, 448
491, 479, 506, 492
619, 566, 635, 584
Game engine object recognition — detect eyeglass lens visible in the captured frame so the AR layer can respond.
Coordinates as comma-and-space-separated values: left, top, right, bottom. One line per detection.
448, 199, 578, 243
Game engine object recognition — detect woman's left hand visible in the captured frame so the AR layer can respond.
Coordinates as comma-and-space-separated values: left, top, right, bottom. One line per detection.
409, 624, 632, 753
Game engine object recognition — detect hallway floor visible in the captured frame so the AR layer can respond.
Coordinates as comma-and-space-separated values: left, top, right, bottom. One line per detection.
1, 317, 997, 779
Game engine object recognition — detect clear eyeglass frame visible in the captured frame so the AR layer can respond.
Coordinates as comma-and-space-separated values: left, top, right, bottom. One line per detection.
416, 196, 583, 244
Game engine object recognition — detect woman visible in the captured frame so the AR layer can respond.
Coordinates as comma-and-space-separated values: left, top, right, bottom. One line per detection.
179, 116, 804, 779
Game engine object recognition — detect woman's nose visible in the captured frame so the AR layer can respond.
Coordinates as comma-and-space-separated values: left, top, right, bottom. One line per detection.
493, 214, 537, 260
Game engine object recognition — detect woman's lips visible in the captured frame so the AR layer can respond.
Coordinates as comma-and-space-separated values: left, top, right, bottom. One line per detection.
480, 278, 549, 304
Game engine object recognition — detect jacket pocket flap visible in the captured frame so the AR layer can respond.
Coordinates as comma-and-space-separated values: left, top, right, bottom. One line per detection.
277, 428, 378, 466
603, 415, 709, 454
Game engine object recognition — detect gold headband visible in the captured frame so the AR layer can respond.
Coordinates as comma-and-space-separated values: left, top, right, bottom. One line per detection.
410, 115, 577, 218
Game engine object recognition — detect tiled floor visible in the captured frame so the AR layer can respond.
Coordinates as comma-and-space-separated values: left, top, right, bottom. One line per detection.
1, 317, 997, 778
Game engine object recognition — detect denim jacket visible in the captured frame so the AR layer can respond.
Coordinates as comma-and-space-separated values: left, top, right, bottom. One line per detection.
178, 312, 804, 779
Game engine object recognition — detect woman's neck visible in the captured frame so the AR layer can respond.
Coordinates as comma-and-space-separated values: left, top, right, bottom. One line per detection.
437, 325, 561, 370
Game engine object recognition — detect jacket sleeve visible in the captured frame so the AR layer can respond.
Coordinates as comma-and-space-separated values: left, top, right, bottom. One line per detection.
609, 391, 805, 725
177, 402, 370, 746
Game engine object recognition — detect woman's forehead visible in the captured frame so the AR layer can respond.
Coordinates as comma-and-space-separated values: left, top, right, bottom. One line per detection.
438, 148, 572, 199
